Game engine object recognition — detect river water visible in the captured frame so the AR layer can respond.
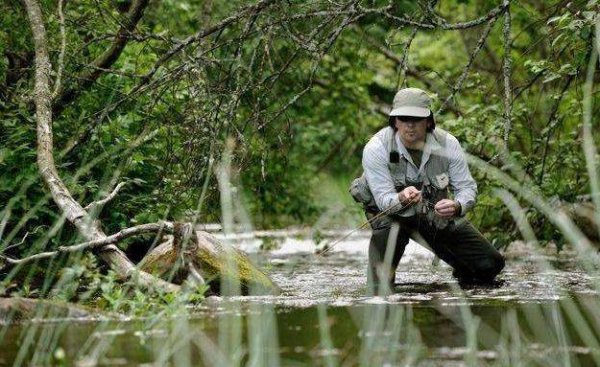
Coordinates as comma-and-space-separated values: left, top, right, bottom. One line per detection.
2, 233, 600, 366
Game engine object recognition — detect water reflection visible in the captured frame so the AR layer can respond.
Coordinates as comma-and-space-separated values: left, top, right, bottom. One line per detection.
2, 238, 600, 366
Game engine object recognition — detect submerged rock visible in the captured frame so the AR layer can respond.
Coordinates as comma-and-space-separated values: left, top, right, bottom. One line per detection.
138, 228, 280, 296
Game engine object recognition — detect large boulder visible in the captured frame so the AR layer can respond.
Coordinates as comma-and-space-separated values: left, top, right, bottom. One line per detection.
138, 225, 279, 295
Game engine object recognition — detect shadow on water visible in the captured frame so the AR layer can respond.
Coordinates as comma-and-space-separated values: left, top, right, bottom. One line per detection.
3, 238, 600, 366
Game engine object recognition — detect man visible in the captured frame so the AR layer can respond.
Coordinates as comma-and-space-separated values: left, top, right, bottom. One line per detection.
359, 87, 504, 293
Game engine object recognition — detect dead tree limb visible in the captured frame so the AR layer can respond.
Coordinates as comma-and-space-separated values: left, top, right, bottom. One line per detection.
1, 222, 173, 266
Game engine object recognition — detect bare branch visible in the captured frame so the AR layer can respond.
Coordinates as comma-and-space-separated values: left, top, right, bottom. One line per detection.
1, 222, 173, 266
136, 0, 277, 94
52, 0, 66, 99
395, 0, 439, 88
353, 24, 463, 116
3, 227, 45, 252
537, 74, 574, 184
59, 0, 279, 156
437, 16, 497, 114
84, 181, 128, 211
52, 0, 150, 115
358, 2, 507, 30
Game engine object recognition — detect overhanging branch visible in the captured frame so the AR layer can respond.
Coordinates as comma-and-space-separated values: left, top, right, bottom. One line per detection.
52, 0, 150, 116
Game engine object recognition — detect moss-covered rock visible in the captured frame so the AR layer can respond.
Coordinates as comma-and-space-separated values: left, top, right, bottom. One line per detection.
138, 230, 280, 295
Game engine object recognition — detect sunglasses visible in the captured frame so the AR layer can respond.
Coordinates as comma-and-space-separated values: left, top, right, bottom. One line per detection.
395, 115, 428, 123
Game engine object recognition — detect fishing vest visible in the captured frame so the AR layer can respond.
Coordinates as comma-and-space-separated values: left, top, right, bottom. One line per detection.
350, 127, 452, 228
384, 126, 450, 206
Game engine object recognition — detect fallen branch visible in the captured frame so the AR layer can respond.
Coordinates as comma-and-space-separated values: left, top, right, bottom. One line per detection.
1, 222, 173, 266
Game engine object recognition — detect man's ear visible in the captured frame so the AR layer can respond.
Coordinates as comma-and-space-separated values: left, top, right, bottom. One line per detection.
427, 115, 435, 132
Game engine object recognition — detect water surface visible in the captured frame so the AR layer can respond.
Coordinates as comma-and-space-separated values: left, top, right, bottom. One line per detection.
2, 234, 600, 366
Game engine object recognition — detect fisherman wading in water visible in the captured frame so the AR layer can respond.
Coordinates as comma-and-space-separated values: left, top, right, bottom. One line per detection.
350, 88, 505, 294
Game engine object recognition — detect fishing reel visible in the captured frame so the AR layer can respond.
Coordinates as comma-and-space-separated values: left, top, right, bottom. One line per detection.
416, 184, 450, 230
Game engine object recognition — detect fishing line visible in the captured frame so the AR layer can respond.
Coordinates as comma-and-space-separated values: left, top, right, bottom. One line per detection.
317, 197, 443, 256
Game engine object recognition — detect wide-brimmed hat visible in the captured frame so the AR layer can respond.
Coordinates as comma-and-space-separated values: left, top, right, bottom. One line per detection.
389, 88, 432, 117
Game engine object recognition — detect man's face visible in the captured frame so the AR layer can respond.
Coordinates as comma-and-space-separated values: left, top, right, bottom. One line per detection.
394, 116, 429, 146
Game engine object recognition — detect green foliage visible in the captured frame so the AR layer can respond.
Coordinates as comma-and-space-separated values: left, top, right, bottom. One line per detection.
48, 254, 207, 315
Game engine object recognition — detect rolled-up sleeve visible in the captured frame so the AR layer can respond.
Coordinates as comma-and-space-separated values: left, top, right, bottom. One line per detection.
446, 135, 477, 215
362, 138, 401, 212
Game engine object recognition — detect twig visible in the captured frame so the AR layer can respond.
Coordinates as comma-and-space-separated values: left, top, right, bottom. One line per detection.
396, 0, 439, 89
75, 64, 145, 78
259, 5, 363, 129
0, 209, 10, 244
52, 0, 66, 99
137, 0, 276, 93
359, 2, 507, 30
84, 181, 128, 211
3, 231, 31, 252
1, 222, 174, 266
53, 0, 150, 116
437, 16, 497, 114
537, 74, 574, 185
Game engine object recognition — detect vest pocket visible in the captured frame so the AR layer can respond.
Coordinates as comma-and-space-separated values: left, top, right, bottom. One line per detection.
432, 172, 449, 190
389, 159, 407, 190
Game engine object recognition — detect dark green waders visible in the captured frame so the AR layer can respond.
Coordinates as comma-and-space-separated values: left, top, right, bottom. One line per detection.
366, 213, 505, 295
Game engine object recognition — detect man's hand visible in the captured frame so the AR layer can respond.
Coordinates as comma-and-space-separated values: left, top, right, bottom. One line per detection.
434, 199, 460, 218
398, 186, 422, 206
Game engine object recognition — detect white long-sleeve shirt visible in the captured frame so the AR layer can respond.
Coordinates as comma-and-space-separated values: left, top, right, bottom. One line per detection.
362, 127, 477, 216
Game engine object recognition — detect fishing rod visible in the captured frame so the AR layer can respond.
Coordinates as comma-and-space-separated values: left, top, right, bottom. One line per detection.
317, 199, 418, 256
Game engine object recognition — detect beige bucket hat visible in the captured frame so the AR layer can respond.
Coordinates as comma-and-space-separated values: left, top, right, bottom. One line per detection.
389, 88, 432, 117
